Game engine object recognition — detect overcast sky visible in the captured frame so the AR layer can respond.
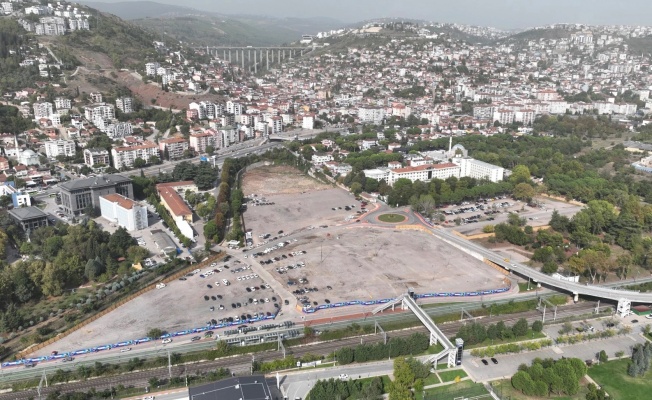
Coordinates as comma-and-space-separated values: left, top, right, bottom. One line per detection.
94, 0, 652, 29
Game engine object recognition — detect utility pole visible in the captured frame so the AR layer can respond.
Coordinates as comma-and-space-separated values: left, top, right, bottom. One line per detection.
167, 350, 172, 379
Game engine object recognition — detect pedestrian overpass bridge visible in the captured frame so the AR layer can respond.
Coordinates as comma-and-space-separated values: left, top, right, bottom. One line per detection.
373, 294, 459, 367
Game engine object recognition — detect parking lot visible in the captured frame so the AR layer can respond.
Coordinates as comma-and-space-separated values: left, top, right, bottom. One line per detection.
441, 196, 582, 236
37, 256, 282, 353
464, 328, 646, 382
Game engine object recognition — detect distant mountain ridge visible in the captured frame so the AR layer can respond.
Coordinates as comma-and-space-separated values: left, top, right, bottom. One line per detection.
78, 1, 344, 46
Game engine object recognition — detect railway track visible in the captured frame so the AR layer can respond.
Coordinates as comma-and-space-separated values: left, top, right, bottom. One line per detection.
0, 302, 602, 399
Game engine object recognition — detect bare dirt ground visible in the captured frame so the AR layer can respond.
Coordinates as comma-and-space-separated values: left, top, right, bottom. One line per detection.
242, 165, 328, 196
241, 166, 506, 309
259, 228, 506, 306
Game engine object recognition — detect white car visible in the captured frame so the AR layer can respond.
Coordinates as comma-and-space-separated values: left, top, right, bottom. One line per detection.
338, 374, 349, 380
215, 282, 221, 287
161, 338, 172, 344
646, 314, 652, 319
120, 347, 132, 352
143, 397, 155, 400
155, 283, 166, 289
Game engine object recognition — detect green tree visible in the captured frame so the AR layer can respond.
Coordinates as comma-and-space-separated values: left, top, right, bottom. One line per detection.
512, 318, 529, 337
133, 157, 146, 168
532, 320, 543, 333
513, 182, 536, 202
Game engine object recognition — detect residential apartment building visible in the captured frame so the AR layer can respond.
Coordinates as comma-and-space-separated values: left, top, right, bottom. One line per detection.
33, 102, 53, 119
302, 115, 315, 130
159, 137, 189, 159
83, 148, 110, 167
115, 97, 133, 113
44, 139, 76, 158
226, 101, 243, 115
99, 193, 148, 231
84, 103, 115, 122
54, 97, 72, 110
189, 132, 216, 154
89, 92, 103, 103
145, 62, 160, 76
111, 141, 160, 169
358, 107, 386, 124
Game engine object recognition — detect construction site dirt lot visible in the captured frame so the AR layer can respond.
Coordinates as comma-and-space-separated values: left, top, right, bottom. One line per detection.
241, 165, 329, 196
242, 167, 359, 239
36, 259, 281, 354
257, 228, 507, 310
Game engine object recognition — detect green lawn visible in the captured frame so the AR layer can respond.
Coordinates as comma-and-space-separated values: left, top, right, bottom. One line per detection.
418, 381, 488, 400
466, 329, 547, 349
377, 213, 407, 223
425, 343, 445, 354
422, 373, 441, 386
588, 358, 652, 400
438, 369, 468, 382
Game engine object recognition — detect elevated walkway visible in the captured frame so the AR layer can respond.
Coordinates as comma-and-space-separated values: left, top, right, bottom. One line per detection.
373, 293, 457, 367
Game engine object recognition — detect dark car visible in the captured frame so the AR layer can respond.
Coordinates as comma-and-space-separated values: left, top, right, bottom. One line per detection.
231, 303, 236, 308
191, 336, 201, 342
606, 322, 616, 328
491, 358, 498, 364
179, 277, 187, 281
207, 284, 212, 289
481, 359, 489, 366
284, 299, 289, 305
632, 319, 639, 323
204, 295, 209, 301
211, 295, 217, 300
217, 295, 223, 299
236, 302, 242, 308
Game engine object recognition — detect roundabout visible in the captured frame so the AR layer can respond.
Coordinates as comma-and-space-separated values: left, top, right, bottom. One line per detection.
376, 213, 408, 223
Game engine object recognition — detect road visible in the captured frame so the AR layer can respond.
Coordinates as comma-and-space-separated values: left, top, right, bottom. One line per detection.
430, 227, 652, 303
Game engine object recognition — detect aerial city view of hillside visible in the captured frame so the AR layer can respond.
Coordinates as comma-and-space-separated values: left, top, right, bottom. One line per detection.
3, 0, 652, 399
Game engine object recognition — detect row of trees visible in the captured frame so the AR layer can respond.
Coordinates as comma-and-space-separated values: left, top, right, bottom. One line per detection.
628, 342, 652, 377
335, 333, 429, 365
455, 318, 543, 346
511, 357, 587, 397
308, 376, 384, 400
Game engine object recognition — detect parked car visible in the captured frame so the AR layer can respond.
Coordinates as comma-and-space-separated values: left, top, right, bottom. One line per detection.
162, 338, 172, 344
491, 358, 498, 364
481, 359, 489, 366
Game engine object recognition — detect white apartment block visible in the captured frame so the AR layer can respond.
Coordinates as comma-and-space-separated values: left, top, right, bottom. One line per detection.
115, 97, 133, 113
218, 127, 237, 147
358, 107, 386, 124
33, 102, 53, 119
104, 121, 133, 138
111, 141, 160, 169
189, 102, 206, 119
1, 2, 14, 14
302, 115, 315, 130
44, 139, 76, 158
54, 97, 71, 110
34, 17, 65, 35
99, 194, 148, 231
226, 101, 243, 115
189, 132, 216, 153
84, 148, 110, 167
454, 158, 504, 183
387, 163, 461, 186
145, 62, 160, 76
362, 168, 390, 182
68, 18, 89, 31
159, 137, 189, 159
266, 116, 283, 134
85, 103, 115, 122
89, 92, 103, 103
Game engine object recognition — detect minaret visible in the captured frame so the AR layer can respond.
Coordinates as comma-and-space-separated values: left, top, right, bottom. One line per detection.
448, 135, 452, 155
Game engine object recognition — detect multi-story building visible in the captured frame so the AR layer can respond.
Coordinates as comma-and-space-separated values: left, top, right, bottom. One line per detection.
302, 115, 315, 130
454, 158, 504, 183
59, 174, 133, 216
159, 137, 189, 159
104, 121, 133, 138
387, 163, 461, 186
54, 97, 72, 110
68, 18, 89, 31
111, 141, 159, 169
44, 139, 76, 158
35, 17, 66, 35
84, 103, 115, 122
83, 148, 110, 167
145, 62, 160, 76
358, 107, 386, 124
189, 132, 216, 154
115, 97, 133, 113
226, 101, 243, 115
99, 193, 148, 231
33, 102, 53, 119
89, 92, 103, 103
